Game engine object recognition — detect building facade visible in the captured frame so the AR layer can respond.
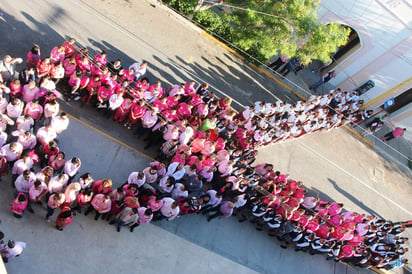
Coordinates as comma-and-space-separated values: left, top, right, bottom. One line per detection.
318, 0, 412, 142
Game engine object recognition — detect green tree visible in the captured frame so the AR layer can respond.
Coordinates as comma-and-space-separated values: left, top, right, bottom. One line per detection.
164, 0, 349, 65
223, 0, 350, 64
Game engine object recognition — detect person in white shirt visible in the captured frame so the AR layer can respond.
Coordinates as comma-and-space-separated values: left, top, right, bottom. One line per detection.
64, 157, 81, 182
15, 131, 37, 150
171, 183, 188, 200
128, 61, 147, 80
12, 155, 33, 178
0, 113, 14, 132
6, 98, 24, 119
166, 161, 186, 181
50, 112, 69, 134
14, 170, 36, 193
36, 125, 57, 146
0, 130, 7, 147
15, 114, 34, 132
1, 240, 26, 263
127, 171, 146, 188
157, 175, 175, 194
158, 197, 179, 221
0, 142, 23, 162
48, 174, 69, 193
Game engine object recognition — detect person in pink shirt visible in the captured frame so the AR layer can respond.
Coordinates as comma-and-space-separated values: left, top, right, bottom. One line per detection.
133, 77, 150, 94
83, 75, 101, 104
22, 80, 39, 103
166, 94, 180, 109
328, 202, 343, 217
96, 84, 112, 107
27, 45, 41, 68
37, 58, 52, 79
176, 102, 193, 120
66, 70, 82, 101
382, 127, 406, 142
152, 97, 168, 112
24, 99, 43, 123
145, 195, 162, 213
94, 50, 108, 67
10, 192, 28, 218
114, 97, 133, 123
124, 100, 146, 129
136, 207, 153, 227
85, 194, 112, 220
148, 81, 164, 98
45, 192, 65, 222
49, 46, 65, 64
119, 68, 135, 83
76, 56, 91, 72
184, 81, 196, 96
73, 188, 93, 214
63, 57, 77, 78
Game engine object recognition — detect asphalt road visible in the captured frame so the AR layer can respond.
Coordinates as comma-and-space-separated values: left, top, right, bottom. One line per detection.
0, 0, 411, 274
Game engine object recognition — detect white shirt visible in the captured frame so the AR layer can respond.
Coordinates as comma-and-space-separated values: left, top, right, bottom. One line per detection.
160, 197, 179, 221
64, 160, 81, 177
166, 162, 185, 181
0, 143, 22, 162
14, 173, 36, 193
16, 116, 34, 132
2, 241, 26, 259
12, 158, 33, 175
128, 172, 146, 188
36, 127, 57, 146
171, 183, 188, 200
48, 174, 69, 193
50, 116, 69, 134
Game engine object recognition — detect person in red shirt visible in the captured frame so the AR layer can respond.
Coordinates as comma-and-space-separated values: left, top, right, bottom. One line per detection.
124, 100, 146, 129
83, 75, 101, 104
36, 58, 52, 79
55, 206, 73, 231
114, 97, 133, 123
61, 38, 76, 58
96, 84, 112, 108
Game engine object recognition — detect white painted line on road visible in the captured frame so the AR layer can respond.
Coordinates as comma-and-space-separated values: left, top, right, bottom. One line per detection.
297, 140, 412, 217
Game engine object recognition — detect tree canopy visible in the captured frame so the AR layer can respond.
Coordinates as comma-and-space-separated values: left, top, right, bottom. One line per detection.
166, 0, 350, 65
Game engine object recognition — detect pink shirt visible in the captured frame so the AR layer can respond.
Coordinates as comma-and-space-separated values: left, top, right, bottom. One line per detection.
137, 207, 153, 224
22, 85, 40, 103
393, 127, 405, 138
24, 103, 43, 120
91, 194, 112, 213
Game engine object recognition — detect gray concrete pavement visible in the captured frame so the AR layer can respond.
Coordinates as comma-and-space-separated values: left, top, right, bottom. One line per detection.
0, 0, 411, 273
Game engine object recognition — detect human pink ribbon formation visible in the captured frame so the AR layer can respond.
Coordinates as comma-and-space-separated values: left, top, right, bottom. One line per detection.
0, 38, 408, 270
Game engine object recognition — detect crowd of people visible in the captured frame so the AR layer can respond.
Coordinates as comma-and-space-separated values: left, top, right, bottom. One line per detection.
0, 38, 408, 270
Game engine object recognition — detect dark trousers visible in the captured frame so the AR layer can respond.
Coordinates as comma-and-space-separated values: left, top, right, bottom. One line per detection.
268, 57, 286, 71
382, 132, 395, 141
46, 206, 55, 219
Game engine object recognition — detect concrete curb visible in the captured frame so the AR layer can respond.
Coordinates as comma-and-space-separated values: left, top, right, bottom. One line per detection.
343, 125, 376, 148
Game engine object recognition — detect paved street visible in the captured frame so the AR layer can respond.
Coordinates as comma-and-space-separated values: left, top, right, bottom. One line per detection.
0, 0, 411, 274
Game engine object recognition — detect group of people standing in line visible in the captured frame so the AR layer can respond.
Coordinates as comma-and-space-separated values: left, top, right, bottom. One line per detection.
0, 38, 408, 270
